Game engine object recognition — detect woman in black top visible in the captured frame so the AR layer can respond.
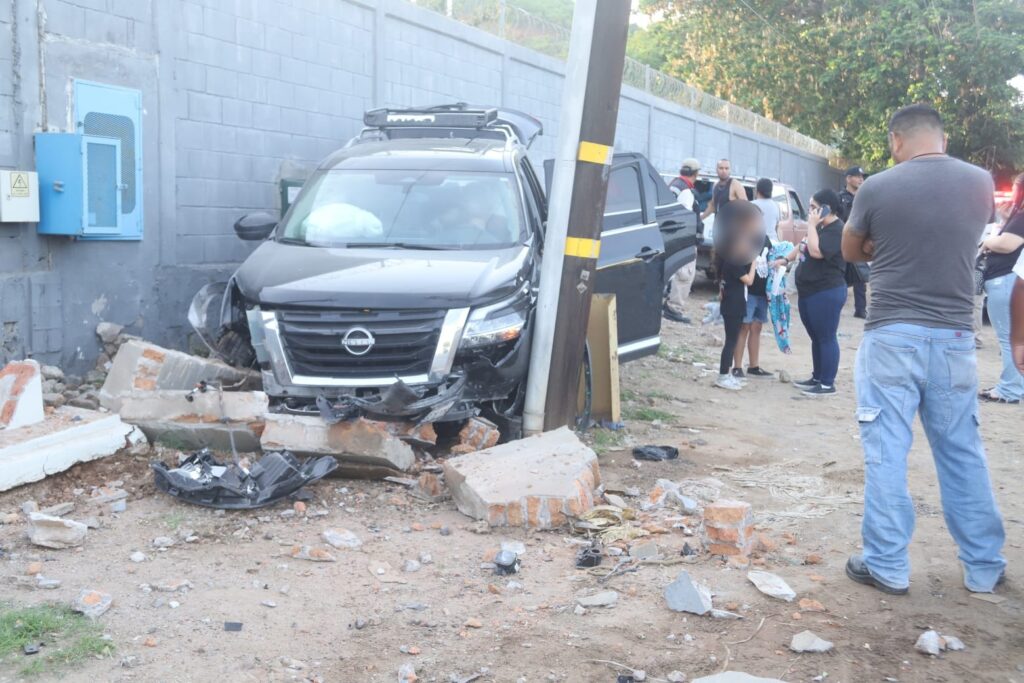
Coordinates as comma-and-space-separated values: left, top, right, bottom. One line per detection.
773, 189, 847, 396
979, 174, 1024, 403
713, 201, 763, 391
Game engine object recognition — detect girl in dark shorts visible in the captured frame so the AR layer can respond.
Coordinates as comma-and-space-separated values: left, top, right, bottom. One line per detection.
713, 201, 764, 391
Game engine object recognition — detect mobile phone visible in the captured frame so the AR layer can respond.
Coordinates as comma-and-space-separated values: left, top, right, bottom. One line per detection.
819, 205, 831, 218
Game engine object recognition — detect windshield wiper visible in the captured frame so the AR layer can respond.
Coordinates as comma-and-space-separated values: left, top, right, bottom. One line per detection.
344, 242, 458, 251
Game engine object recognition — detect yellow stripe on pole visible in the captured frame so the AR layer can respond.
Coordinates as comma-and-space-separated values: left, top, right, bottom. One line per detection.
565, 236, 600, 259
577, 140, 612, 165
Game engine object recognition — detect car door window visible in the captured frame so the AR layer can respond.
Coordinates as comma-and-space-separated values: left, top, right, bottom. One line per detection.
789, 191, 806, 220
606, 166, 643, 215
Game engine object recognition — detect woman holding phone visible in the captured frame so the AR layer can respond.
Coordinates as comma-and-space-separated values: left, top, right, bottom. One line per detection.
773, 189, 848, 396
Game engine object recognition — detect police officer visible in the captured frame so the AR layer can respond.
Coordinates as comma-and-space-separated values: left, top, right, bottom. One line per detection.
839, 166, 868, 318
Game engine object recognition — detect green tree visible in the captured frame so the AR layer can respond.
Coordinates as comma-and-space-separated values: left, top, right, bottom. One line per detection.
629, 0, 1024, 175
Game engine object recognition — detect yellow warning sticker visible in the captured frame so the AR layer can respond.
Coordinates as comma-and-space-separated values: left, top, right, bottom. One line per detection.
577, 141, 612, 166
565, 236, 600, 259
10, 172, 30, 198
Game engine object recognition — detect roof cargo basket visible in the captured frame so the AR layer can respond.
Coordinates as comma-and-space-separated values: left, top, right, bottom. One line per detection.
359, 103, 543, 148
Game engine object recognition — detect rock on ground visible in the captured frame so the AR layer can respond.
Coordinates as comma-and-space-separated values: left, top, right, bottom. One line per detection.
692, 674, 786, 683
322, 528, 362, 549
575, 590, 618, 608
747, 570, 796, 602
73, 589, 113, 619
26, 512, 88, 549
664, 570, 712, 615
790, 630, 834, 653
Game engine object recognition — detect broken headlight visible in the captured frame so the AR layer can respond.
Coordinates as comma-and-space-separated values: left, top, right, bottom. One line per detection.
460, 285, 530, 349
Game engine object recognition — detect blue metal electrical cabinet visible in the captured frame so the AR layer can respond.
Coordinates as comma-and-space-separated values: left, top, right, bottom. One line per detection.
35, 133, 84, 236
33, 80, 143, 240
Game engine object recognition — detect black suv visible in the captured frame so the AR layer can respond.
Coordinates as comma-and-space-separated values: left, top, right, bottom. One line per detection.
189, 105, 696, 434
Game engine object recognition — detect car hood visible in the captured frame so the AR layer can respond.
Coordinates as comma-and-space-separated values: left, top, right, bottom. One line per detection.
234, 240, 533, 309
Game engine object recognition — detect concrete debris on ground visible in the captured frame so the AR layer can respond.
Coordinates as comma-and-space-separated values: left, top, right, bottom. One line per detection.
645, 478, 700, 513
0, 407, 145, 492
73, 589, 113, 619
693, 674, 785, 683
322, 528, 362, 549
664, 570, 713, 615
99, 339, 258, 412
261, 414, 416, 472
747, 571, 796, 602
575, 590, 618, 608
0, 359, 44, 430
450, 415, 501, 454
26, 511, 88, 548
915, 629, 966, 655
702, 499, 755, 556
119, 390, 268, 451
443, 427, 600, 529
290, 545, 337, 562
790, 630, 834, 653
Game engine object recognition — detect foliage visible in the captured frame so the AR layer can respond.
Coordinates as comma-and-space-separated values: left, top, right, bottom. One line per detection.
0, 603, 112, 677
629, 0, 1024, 175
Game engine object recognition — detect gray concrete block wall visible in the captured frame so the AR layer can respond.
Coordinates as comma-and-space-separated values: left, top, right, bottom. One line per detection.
0, 0, 839, 370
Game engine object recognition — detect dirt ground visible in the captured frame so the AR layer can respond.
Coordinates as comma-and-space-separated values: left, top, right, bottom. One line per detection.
1, 278, 1021, 683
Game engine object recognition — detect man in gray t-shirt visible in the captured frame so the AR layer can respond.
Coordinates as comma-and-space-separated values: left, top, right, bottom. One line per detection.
845, 144, 993, 330
840, 104, 1005, 598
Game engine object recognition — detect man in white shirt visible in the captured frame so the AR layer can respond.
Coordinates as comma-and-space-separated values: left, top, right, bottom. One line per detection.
750, 178, 780, 243
665, 158, 701, 323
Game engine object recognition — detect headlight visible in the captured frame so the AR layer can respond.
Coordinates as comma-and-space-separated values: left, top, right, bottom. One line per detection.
459, 285, 531, 349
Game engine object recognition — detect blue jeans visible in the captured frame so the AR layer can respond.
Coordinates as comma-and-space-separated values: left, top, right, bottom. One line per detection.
855, 323, 1006, 591
984, 275, 1024, 401
798, 285, 846, 386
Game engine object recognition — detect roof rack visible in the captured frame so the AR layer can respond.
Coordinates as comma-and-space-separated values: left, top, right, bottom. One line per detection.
363, 105, 499, 131
357, 103, 543, 148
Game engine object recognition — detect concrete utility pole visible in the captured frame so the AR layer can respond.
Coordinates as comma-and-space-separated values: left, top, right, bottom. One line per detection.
522, 0, 631, 435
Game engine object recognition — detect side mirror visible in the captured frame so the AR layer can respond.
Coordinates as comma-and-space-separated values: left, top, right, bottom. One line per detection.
234, 212, 277, 241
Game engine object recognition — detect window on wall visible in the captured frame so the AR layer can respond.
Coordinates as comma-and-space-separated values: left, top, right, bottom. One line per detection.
74, 81, 143, 240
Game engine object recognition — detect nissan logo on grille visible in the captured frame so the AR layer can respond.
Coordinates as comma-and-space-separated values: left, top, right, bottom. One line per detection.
341, 327, 375, 356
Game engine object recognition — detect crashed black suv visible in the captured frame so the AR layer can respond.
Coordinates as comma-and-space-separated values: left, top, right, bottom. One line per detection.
190, 105, 696, 435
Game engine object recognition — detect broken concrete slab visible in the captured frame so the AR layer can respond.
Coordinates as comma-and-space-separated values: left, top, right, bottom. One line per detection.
119, 390, 268, 452
0, 407, 146, 492
261, 414, 416, 472
26, 512, 88, 549
443, 427, 600, 529
0, 359, 44, 430
99, 340, 258, 412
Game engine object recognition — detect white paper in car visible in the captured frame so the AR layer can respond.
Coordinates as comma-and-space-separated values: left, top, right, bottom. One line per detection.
304, 203, 383, 244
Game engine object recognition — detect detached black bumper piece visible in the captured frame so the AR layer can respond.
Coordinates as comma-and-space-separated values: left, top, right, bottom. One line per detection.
151, 449, 338, 510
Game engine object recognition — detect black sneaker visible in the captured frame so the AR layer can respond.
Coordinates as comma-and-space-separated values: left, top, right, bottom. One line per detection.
792, 377, 819, 389
746, 366, 773, 378
663, 308, 691, 324
802, 384, 837, 396
731, 368, 745, 379
845, 556, 908, 595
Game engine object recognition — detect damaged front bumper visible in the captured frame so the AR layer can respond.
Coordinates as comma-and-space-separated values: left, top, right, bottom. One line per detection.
151, 449, 337, 509
250, 305, 532, 424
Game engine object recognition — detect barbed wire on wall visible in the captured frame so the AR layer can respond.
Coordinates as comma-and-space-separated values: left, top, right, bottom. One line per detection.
409, 0, 840, 165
